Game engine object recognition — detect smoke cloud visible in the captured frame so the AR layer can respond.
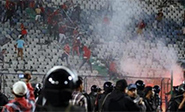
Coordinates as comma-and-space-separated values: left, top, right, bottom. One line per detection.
91, 0, 184, 86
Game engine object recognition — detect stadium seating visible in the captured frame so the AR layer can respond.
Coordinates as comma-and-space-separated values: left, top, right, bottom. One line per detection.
0, 0, 184, 97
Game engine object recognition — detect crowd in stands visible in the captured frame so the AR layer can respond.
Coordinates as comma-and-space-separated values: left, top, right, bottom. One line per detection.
0, 0, 95, 72
0, 66, 185, 112
0, 0, 184, 75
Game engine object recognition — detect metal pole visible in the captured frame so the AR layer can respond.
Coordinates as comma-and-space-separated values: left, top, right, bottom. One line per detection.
170, 71, 173, 95
160, 78, 164, 101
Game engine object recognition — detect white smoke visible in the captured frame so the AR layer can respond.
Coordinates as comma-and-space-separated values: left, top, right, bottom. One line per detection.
91, 0, 184, 85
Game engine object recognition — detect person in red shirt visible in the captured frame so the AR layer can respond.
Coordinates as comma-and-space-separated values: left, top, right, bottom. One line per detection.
73, 27, 79, 37
58, 24, 67, 45
2, 73, 35, 112
137, 20, 146, 34
29, 0, 35, 9
61, 43, 70, 65
72, 37, 80, 56
5, 0, 10, 9
103, 16, 110, 25
79, 45, 92, 72
21, 23, 27, 37
108, 59, 118, 79
109, 61, 117, 73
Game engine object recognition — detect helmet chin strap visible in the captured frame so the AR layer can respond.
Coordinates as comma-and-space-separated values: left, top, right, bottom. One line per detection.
42, 97, 47, 106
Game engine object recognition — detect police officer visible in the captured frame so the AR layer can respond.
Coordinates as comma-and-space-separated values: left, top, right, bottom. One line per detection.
143, 86, 155, 112
35, 66, 85, 112
89, 85, 99, 112
153, 85, 162, 112
166, 83, 185, 112
34, 83, 42, 99
98, 81, 114, 112
103, 79, 140, 111
135, 80, 145, 98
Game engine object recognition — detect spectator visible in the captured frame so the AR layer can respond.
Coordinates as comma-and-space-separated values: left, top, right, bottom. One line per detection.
21, 23, 27, 38
49, 13, 59, 40
29, 0, 35, 9
143, 86, 155, 112
0, 82, 8, 112
71, 4, 81, 23
182, 11, 185, 35
103, 16, 110, 25
73, 27, 79, 38
61, 43, 70, 65
16, 0, 24, 14
0, 49, 6, 63
137, 20, 146, 34
40, 4, 46, 23
156, 9, 163, 28
72, 37, 80, 56
127, 84, 146, 112
70, 76, 88, 112
60, 3, 68, 18
35, 0, 44, 7
53, 21, 59, 40
0, 2, 4, 22
2, 73, 35, 112
2, 1, 15, 26
24, 0, 29, 9
183, 11, 185, 26
35, 5, 41, 23
25, 7, 36, 20
5, 0, 10, 9
108, 58, 118, 80
183, 26, 185, 35
45, 5, 53, 17
36, 66, 85, 112
16, 35, 25, 60
103, 79, 140, 111
156, 9, 163, 22
58, 24, 67, 45
47, 13, 53, 37
10, 15, 18, 27
79, 45, 93, 73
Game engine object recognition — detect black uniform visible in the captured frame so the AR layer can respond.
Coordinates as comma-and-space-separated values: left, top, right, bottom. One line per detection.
153, 93, 162, 111
166, 95, 182, 112
37, 66, 85, 112
98, 92, 111, 112
0, 92, 8, 111
37, 102, 85, 112
89, 91, 98, 112
137, 90, 145, 98
143, 97, 155, 112
103, 89, 140, 112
